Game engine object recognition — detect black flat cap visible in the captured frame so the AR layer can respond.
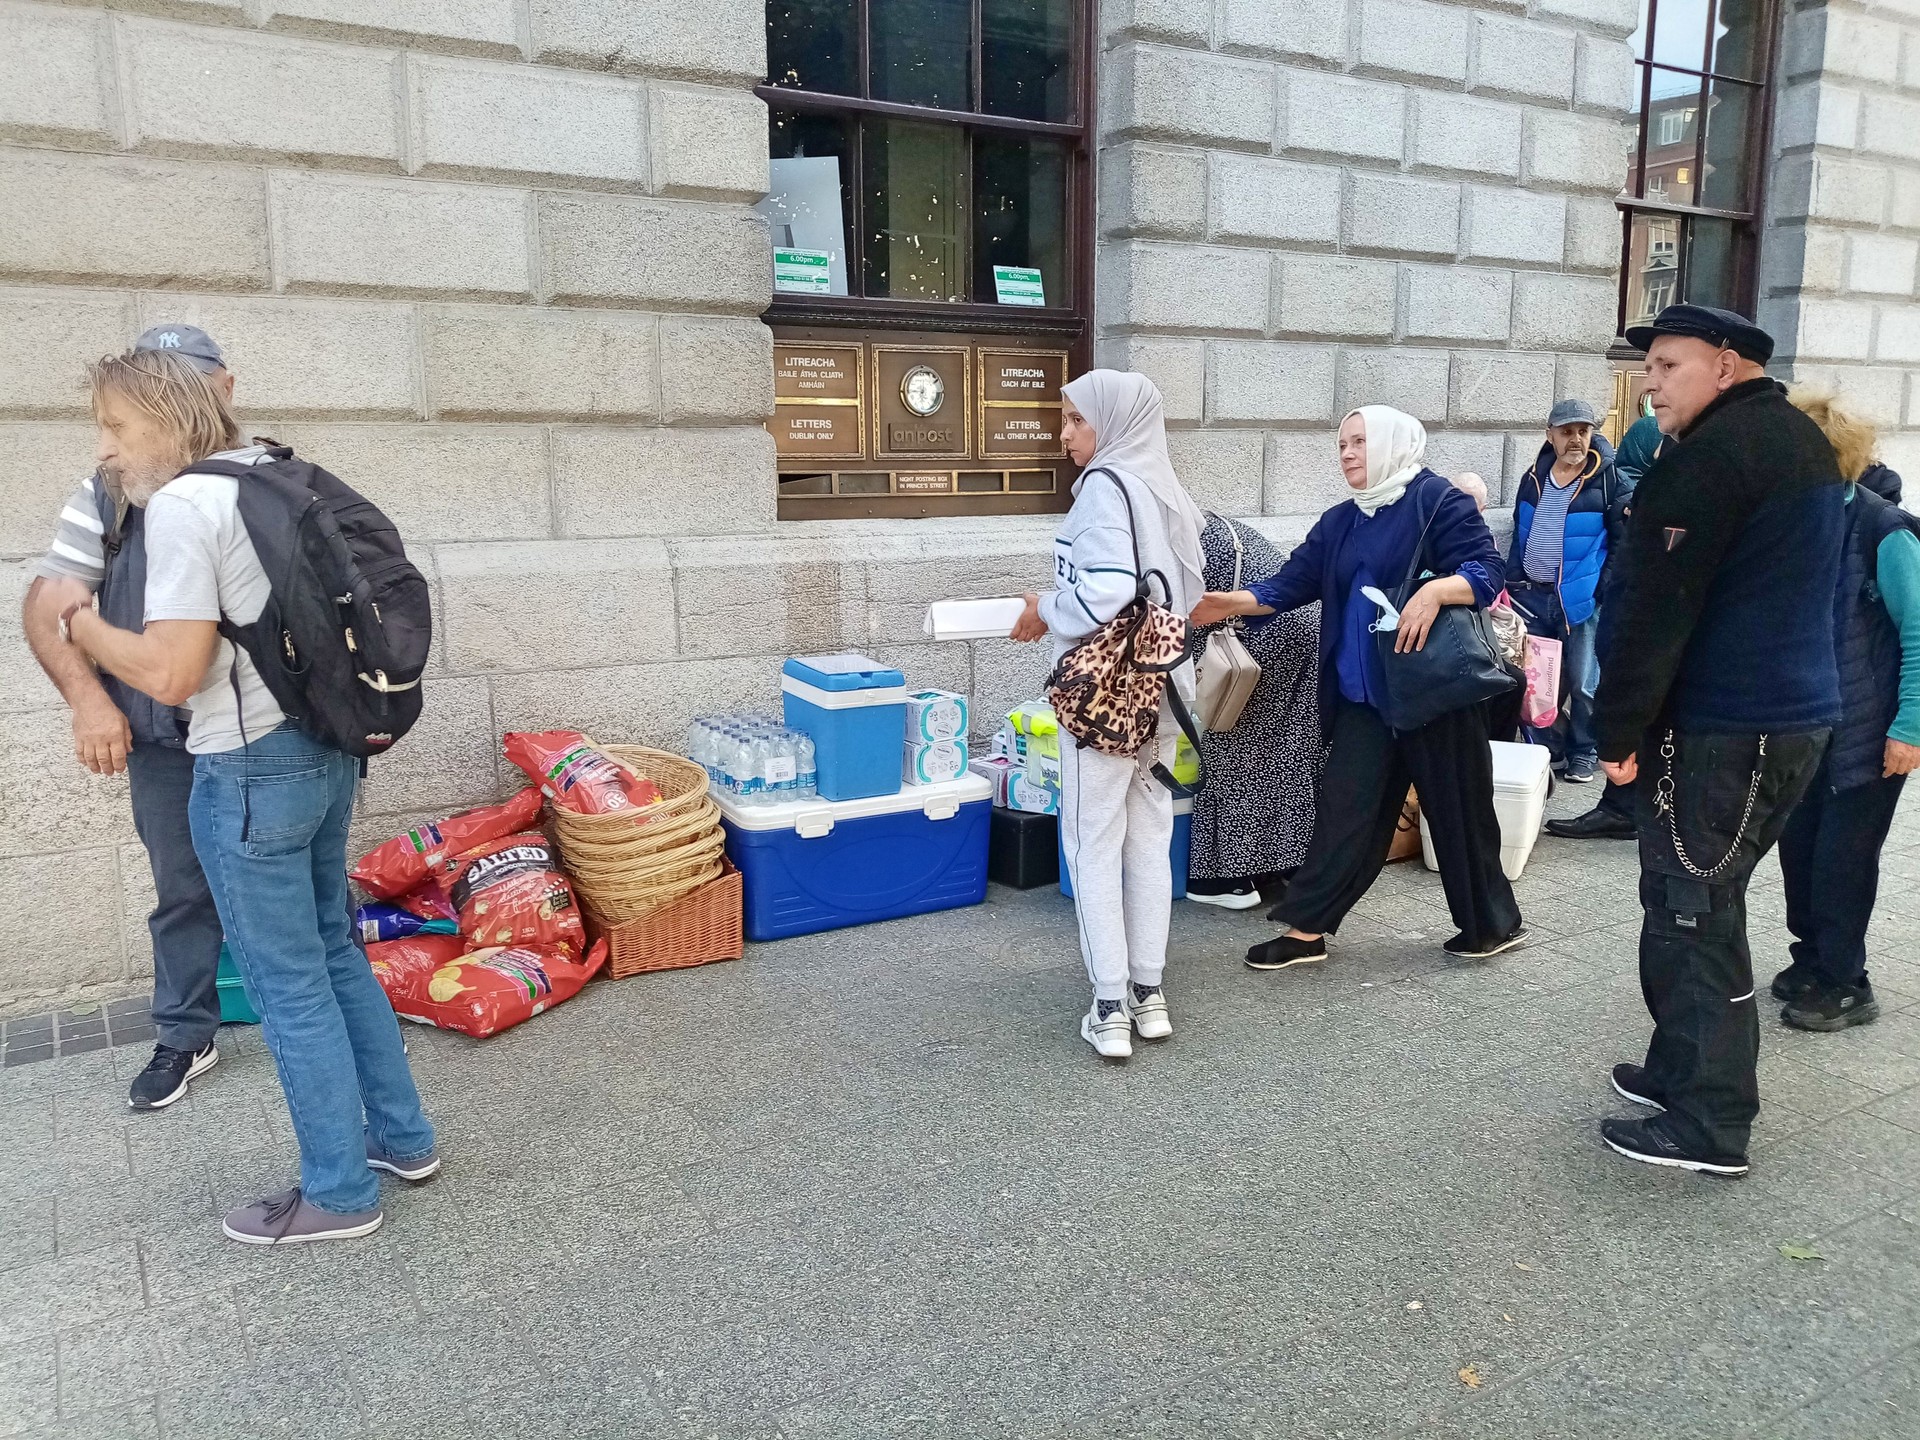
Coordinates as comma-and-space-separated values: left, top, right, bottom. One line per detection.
1625, 303, 1774, 364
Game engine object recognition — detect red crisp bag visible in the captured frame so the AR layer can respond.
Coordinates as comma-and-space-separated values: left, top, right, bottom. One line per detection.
368, 935, 606, 1039
503, 731, 663, 815
445, 831, 585, 951
351, 789, 544, 900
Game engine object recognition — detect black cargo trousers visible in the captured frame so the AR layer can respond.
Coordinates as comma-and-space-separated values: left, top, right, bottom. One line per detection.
1632, 727, 1829, 1160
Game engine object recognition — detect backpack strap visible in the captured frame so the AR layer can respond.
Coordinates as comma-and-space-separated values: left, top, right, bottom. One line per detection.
1082, 465, 1172, 607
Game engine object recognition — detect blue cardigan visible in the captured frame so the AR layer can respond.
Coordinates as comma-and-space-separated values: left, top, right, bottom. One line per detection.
1246, 470, 1505, 726
1506, 435, 1619, 627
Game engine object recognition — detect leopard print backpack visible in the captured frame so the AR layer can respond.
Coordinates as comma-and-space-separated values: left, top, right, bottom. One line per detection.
1045, 470, 1202, 782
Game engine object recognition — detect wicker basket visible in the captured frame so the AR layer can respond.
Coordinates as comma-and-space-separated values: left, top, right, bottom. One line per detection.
547, 745, 726, 928
592, 860, 744, 978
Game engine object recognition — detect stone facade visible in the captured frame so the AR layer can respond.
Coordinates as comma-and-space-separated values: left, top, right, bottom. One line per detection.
1761, 0, 1920, 478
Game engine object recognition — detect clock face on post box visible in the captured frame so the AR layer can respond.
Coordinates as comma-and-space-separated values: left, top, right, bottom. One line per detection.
900, 365, 945, 417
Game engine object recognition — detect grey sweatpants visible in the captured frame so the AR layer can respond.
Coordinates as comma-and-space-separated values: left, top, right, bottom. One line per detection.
128, 742, 224, 1051
1059, 723, 1175, 1002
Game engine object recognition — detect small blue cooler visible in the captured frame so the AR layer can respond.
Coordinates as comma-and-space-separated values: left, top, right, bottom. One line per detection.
1059, 796, 1193, 901
781, 654, 909, 801
717, 772, 993, 941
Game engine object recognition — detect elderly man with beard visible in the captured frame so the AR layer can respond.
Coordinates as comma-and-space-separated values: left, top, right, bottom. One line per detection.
23, 325, 233, 1111
41, 348, 436, 1244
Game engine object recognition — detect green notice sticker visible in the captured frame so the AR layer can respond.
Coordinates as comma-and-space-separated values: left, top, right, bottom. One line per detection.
993, 265, 1045, 307
774, 248, 833, 294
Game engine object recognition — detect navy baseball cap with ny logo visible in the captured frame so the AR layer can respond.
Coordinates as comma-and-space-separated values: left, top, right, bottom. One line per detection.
134, 323, 226, 374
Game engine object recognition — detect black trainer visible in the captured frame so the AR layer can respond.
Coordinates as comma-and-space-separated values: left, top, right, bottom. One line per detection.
1600, 1115, 1748, 1177
1610, 1062, 1665, 1110
1544, 807, 1634, 840
1770, 963, 1821, 1004
128, 1042, 218, 1111
1782, 980, 1880, 1033
1442, 926, 1531, 959
1245, 934, 1327, 970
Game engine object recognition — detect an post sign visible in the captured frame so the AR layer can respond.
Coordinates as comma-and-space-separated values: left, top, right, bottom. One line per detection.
768, 327, 1073, 517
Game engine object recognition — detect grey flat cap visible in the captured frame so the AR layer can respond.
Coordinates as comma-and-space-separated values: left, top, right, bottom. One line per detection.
134, 323, 225, 374
1548, 398, 1598, 428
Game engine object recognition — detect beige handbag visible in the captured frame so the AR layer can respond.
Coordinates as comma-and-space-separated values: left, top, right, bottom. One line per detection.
1195, 519, 1262, 733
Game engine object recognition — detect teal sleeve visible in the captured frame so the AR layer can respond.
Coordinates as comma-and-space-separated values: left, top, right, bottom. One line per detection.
1877, 528, 1920, 746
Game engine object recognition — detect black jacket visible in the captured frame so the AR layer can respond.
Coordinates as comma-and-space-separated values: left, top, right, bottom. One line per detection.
1592, 378, 1846, 760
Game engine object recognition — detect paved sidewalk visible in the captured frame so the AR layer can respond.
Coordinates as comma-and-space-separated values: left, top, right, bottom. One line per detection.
4, 783, 1919, 1439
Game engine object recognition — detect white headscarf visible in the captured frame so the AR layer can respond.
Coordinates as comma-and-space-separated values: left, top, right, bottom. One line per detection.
1063, 369, 1207, 600
1343, 405, 1429, 515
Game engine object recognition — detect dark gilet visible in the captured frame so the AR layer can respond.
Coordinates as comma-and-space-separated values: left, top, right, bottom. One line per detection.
90, 480, 191, 748
1827, 485, 1920, 793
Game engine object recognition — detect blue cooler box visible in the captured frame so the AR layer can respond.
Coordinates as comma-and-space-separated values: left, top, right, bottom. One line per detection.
781, 654, 908, 801
717, 772, 993, 941
1059, 796, 1193, 901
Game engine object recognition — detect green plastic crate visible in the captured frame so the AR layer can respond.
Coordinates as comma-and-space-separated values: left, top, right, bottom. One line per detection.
216, 943, 260, 1025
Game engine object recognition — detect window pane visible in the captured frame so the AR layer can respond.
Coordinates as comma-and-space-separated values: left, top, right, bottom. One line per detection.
871, 0, 972, 110
982, 0, 1073, 122
973, 134, 1067, 306
765, 111, 855, 296
1684, 216, 1740, 309
1699, 78, 1758, 212
1709, 0, 1771, 80
863, 118, 969, 301
1649, 0, 1712, 70
1625, 212, 1681, 327
766, 0, 857, 94
1636, 74, 1703, 203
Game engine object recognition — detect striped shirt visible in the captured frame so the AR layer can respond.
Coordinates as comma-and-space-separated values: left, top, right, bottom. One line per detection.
1522, 470, 1580, 584
36, 475, 114, 588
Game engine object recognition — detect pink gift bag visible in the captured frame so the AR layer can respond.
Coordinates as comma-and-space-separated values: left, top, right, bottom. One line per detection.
1522, 634, 1562, 729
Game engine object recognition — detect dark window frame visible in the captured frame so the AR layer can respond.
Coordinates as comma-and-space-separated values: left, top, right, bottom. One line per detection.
1615, 0, 1783, 344
758, 0, 1097, 342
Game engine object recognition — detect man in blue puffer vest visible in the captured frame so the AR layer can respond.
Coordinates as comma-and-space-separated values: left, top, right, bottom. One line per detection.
1504, 398, 1620, 783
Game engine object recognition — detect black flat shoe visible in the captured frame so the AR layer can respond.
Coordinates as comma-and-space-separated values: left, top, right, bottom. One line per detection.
1442, 927, 1530, 959
1600, 1116, 1748, 1177
1245, 935, 1327, 971
1545, 807, 1635, 840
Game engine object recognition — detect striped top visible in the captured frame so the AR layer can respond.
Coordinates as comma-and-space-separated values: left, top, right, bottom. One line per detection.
35, 475, 113, 587
1521, 470, 1580, 584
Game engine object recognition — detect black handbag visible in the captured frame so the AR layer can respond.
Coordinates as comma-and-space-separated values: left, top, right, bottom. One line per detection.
1371, 491, 1516, 733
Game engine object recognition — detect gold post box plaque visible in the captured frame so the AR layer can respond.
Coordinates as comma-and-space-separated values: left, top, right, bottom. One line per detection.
771, 343, 864, 461
893, 471, 956, 494
978, 349, 1066, 459
874, 346, 971, 459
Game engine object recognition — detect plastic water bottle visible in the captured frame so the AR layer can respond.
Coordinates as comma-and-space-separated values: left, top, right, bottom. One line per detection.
764, 729, 799, 802
793, 731, 817, 801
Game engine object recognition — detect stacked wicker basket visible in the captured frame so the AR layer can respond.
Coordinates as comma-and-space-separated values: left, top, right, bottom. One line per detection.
546, 745, 743, 977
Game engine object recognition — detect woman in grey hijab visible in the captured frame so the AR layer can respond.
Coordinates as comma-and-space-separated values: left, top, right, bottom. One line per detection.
1011, 370, 1204, 1062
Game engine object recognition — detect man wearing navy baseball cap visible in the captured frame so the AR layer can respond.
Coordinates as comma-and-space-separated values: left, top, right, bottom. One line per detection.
1589, 304, 1846, 1177
20, 324, 235, 1111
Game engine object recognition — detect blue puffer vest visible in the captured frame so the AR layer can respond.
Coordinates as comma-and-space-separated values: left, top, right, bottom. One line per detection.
1506, 436, 1617, 627
90, 480, 191, 749
1827, 486, 1920, 793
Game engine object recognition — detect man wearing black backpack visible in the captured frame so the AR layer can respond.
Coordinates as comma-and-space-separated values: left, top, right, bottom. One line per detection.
49, 348, 437, 1245
23, 324, 232, 1111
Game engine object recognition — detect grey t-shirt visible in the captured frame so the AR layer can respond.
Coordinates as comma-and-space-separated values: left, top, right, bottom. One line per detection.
141, 448, 285, 754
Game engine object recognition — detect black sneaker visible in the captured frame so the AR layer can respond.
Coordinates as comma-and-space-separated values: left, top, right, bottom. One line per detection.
1245, 934, 1327, 970
1442, 926, 1531, 959
128, 1042, 218, 1111
1769, 964, 1821, 1004
1610, 1062, 1665, 1110
1600, 1115, 1748, 1177
1782, 980, 1880, 1033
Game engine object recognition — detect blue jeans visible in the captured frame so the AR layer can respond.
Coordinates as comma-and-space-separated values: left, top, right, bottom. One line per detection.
189, 725, 434, 1214
1511, 584, 1600, 768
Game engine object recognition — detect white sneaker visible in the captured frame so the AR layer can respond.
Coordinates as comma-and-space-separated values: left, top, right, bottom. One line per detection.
1081, 1003, 1133, 1061
1131, 989, 1172, 1041
1187, 886, 1262, 911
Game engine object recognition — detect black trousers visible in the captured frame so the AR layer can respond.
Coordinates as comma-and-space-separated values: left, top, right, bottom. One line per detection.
1778, 756, 1907, 990
127, 743, 224, 1051
1634, 727, 1828, 1159
1596, 778, 1634, 818
1282, 700, 1521, 947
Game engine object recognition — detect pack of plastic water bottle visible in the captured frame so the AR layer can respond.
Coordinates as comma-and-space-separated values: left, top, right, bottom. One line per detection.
685, 712, 817, 806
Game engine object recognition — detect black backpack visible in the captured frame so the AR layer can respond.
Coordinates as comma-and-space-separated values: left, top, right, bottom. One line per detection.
186, 446, 431, 759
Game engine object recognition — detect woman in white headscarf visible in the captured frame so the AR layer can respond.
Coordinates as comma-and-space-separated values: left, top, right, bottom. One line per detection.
1192, 406, 1528, 970
1010, 370, 1206, 1061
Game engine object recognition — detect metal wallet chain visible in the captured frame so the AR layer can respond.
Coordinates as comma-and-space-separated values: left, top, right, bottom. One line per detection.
1652, 728, 1767, 880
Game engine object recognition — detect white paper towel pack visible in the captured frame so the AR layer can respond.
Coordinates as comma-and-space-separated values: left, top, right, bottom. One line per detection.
923, 597, 1027, 641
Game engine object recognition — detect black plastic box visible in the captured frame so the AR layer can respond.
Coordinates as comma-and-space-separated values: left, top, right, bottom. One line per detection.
989, 806, 1060, 890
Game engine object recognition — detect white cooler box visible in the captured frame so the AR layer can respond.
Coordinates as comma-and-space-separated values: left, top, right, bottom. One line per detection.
1420, 740, 1551, 881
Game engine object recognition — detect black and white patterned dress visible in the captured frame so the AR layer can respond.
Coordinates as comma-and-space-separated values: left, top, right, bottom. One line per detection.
1189, 517, 1324, 882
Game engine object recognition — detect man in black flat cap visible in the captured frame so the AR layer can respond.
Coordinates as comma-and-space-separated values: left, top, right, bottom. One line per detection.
1590, 304, 1846, 1177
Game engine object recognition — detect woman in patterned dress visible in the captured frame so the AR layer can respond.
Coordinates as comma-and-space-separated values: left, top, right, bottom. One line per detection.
1187, 517, 1323, 908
